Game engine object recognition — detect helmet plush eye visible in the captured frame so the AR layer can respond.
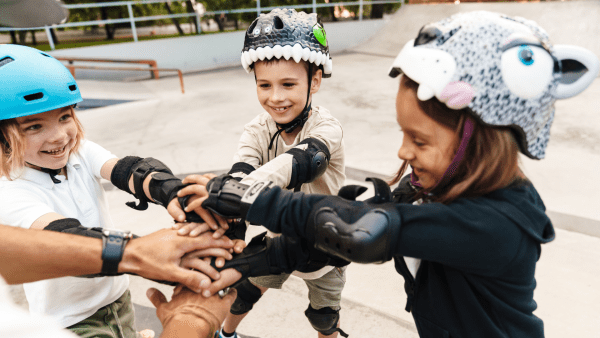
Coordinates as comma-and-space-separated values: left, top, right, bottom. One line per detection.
501, 44, 554, 99
264, 25, 272, 34
518, 45, 534, 65
253, 27, 261, 36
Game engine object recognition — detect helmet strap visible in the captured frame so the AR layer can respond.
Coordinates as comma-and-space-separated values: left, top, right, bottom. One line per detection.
412, 116, 475, 193
26, 161, 63, 184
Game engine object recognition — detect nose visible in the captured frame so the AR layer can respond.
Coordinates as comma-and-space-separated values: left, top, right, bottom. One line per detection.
397, 142, 414, 161
270, 86, 284, 103
48, 123, 69, 144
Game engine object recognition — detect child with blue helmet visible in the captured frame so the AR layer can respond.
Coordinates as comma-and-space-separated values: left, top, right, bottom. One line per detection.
0, 44, 237, 338
178, 11, 599, 338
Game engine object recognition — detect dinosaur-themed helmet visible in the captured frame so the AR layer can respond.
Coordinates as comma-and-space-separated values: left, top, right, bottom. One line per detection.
389, 11, 599, 159
1, 44, 82, 121
241, 8, 332, 78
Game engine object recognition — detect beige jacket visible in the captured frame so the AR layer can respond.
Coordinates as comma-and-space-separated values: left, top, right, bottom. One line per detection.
233, 106, 346, 279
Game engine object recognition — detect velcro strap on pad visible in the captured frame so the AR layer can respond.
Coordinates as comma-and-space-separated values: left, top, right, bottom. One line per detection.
110, 156, 142, 194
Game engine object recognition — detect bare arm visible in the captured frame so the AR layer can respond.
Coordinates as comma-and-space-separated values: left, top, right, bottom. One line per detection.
0, 224, 234, 290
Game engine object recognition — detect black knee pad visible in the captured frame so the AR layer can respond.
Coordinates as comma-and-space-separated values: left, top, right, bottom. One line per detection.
305, 305, 348, 337
230, 279, 263, 315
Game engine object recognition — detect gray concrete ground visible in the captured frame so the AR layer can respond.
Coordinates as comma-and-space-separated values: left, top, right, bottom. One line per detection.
8, 2, 600, 337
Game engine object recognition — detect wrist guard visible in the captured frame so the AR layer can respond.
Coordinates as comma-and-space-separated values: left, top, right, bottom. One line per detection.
214, 232, 348, 281
112, 157, 176, 211
213, 232, 285, 279
149, 173, 204, 223
201, 174, 273, 218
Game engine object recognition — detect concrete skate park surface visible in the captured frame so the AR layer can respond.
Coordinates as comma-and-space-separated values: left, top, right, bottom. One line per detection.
8, 2, 600, 337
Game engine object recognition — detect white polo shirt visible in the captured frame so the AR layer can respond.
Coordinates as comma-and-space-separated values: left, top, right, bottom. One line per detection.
0, 140, 129, 328
0, 276, 76, 338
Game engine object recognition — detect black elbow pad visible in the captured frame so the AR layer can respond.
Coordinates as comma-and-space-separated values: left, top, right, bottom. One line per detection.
286, 138, 330, 190
308, 203, 401, 264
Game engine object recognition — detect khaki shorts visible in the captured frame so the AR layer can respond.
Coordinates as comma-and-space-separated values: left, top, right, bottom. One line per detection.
67, 289, 137, 338
250, 266, 346, 311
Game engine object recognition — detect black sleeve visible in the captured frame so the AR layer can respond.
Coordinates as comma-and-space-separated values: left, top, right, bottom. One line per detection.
247, 185, 531, 276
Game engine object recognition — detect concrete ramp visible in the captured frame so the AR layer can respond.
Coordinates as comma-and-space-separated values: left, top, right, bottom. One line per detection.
354, 0, 600, 61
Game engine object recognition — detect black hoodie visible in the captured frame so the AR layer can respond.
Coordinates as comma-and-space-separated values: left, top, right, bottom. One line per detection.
246, 179, 555, 338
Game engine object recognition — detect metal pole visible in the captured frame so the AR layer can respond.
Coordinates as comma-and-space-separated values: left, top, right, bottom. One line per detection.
313, 0, 316, 13
359, 0, 363, 21
44, 26, 55, 50
257, 0, 261, 17
195, 12, 202, 34
127, 3, 138, 42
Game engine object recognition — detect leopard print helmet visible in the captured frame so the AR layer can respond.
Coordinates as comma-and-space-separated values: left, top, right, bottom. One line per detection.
389, 11, 599, 159
241, 8, 332, 78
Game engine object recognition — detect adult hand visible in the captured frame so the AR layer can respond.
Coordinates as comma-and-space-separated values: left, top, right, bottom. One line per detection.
147, 286, 237, 337
120, 229, 234, 292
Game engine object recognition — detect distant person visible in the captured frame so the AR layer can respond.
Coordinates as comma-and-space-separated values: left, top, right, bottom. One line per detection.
0, 44, 242, 338
178, 11, 599, 338
171, 8, 348, 338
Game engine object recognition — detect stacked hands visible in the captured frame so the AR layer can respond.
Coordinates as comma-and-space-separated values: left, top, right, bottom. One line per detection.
165, 173, 245, 297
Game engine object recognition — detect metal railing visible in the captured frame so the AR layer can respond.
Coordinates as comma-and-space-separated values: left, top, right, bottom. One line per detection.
0, 0, 401, 50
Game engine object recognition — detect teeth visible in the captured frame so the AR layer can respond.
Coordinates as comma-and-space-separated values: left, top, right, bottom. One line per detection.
309, 50, 317, 63
264, 46, 274, 60
324, 57, 333, 75
272, 45, 283, 59
314, 52, 322, 66
292, 44, 303, 63
417, 84, 435, 101
241, 53, 249, 71
282, 45, 293, 60
249, 49, 258, 62
321, 53, 328, 67
244, 51, 253, 68
256, 47, 266, 61
301, 47, 311, 61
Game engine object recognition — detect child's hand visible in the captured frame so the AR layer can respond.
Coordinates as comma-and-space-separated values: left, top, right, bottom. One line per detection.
232, 239, 247, 254
172, 222, 211, 237
175, 174, 230, 238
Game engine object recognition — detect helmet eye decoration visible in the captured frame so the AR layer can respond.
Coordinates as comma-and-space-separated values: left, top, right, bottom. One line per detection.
518, 45, 534, 66
240, 8, 333, 78
313, 23, 327, 47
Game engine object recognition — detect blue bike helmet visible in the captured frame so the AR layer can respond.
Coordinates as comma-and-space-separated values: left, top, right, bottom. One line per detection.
0, 44, 82, 121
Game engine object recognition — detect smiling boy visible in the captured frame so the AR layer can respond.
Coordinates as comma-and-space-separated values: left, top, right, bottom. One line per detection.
216, 8, 347, 338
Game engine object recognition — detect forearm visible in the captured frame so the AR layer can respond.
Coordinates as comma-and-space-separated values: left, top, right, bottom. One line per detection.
245, 185, 328, 237
0, 225, 102, 284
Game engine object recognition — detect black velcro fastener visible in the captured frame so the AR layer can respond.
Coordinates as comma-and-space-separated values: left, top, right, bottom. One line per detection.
228, 162, 256, 176
286, 148, 311, 189
110, 156, 142, 194
44, 218, 102, 239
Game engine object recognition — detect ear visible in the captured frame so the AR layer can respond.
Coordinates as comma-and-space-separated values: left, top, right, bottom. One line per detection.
310, 68, 323, 94
554, 45, 600, 99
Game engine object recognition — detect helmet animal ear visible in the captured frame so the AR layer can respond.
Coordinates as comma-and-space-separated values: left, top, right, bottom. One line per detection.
554, 45, 599, 99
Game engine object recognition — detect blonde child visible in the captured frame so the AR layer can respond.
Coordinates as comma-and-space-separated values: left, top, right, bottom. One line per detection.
0, 44, 233, 338
182, 11, 599, 338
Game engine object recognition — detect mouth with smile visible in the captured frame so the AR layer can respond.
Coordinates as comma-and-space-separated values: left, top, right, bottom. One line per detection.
41, 144, 68, 157
270, 105, 291, 114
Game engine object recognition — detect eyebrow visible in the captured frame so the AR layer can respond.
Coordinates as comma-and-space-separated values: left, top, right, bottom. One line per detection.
19, 116, 42, 124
